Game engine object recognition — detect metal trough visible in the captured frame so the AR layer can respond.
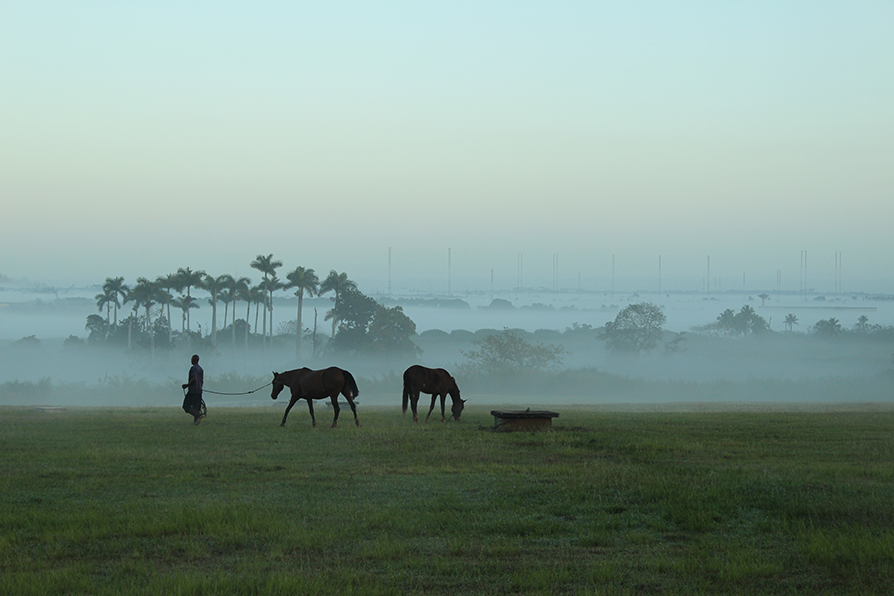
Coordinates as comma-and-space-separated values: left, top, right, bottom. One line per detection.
490, 409, 559, 432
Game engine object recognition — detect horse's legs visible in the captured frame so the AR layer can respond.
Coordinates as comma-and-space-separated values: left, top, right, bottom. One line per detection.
281, 397, 299, 427
345, 396, 360, 427
330, 395, 340, 428
341, 388, 360, 427
439, 393, 447, 422
425, 394, 438, 422
410, 391, 420, 422
306, 399, 317, 427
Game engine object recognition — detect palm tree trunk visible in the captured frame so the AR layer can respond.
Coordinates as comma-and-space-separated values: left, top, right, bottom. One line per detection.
296, 291, 303, 359
211, 295, 218, 347
146, 305, 155, 365
245, 300, 251, 354
261, 297, 268, 350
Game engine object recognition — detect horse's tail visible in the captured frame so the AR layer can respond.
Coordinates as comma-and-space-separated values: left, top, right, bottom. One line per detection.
342, 369, 360, 399
402, 368, 411, 413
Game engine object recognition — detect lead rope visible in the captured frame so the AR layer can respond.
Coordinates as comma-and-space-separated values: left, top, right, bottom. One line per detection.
200, 381, 273, 396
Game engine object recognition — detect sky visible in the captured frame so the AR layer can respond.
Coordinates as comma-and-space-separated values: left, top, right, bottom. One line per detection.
2, 1, 893, 295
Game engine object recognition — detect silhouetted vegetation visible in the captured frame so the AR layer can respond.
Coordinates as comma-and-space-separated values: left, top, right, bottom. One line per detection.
599, 302, 666, 352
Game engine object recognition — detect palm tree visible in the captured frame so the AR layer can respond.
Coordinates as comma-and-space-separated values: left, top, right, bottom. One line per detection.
814, 317, 842, 340
131, 277, 158, 360
285, 266, 319, 358
175, 267, 206, 331
123, 287, 140, 350
783, 313, 799, 332
170, 297, 186, 332
155, 273, 179, 340
250, 254, 282, 342
95, 288, 115, 324
232, 276, 252, 352
261, 275, 283, 342
203, 274, 230, 347
854, 315, 870, 333
319, 270, 357, 338
250, 284, 266, 344
153, 285, 174, 343
173, 294, 199, 334
219, 287, 233, 333
102, 276, 128, 326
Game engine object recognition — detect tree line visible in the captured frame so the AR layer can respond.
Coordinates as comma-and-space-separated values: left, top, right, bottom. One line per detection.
601, 302, 894, 354
87, 254, 418, 359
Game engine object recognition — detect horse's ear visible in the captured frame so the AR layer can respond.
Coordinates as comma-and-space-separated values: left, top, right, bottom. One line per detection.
462, 399, 467, 403
272, 370, 278, 376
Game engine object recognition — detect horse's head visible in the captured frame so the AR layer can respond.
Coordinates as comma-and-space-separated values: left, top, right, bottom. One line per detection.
271, 371, 285, 400
450, 392, 466, 421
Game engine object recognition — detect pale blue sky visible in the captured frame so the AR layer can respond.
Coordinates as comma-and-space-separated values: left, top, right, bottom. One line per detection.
2, 1, 892, 294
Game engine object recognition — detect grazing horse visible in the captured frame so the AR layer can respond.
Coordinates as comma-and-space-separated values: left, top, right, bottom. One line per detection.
402, 364, 465, 422
271, 367, 360, 428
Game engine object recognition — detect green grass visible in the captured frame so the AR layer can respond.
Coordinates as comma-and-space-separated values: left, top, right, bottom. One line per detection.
2, 405, 894, 595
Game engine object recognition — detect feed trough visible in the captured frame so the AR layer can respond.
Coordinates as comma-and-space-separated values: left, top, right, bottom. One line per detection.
490, 409, 559, 432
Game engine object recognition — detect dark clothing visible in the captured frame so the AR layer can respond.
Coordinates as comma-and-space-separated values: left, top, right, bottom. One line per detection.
186, 363, 204, 396
182, 392, 203, 414
183, 362, 204, 414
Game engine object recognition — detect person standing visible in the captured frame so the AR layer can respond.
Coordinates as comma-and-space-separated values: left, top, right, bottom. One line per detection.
181, 354, 205, 425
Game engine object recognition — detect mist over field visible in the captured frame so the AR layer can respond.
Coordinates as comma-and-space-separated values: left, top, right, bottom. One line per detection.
2, 279, 893, 409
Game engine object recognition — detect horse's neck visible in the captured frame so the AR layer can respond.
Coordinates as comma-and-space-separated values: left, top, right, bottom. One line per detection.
281, 369, 303, 385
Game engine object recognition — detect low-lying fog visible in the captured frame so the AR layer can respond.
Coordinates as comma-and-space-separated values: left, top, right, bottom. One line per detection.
2, 287, 893, 407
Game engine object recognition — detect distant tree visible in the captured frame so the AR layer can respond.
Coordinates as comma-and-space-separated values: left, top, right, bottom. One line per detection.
320, 270, 357, 338
123, 287, 140, 349
599, 302, 666, 353
462, 328, 565, 374
203, 274, 231, 346
701, 305, 770, 337
854, 315, 870, 333
172, 295, 198, 334
783, 313, 799, 332
155, 273, 178, 341
95, 288, 115, 324
813, 317, 843, 340
249, 284, 266, 342
102, 276, 128, 326
131, 277, 158, 359
285, 266, 319, 358
250, 254, 282, 342
175, 267, 206, 331
328, 287, 420, 354
368, 303, 420, 354
85, 314, 109, 343
13, 335, 40, 350
260, 274, 283, 341
328, 287, 379, 352
218, 286, 234, 338
63, 334, 86, 350
663, 332, 687, 355
231, 276, 252, 352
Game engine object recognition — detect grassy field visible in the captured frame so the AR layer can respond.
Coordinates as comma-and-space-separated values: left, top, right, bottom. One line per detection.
2, 404, 894, 595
